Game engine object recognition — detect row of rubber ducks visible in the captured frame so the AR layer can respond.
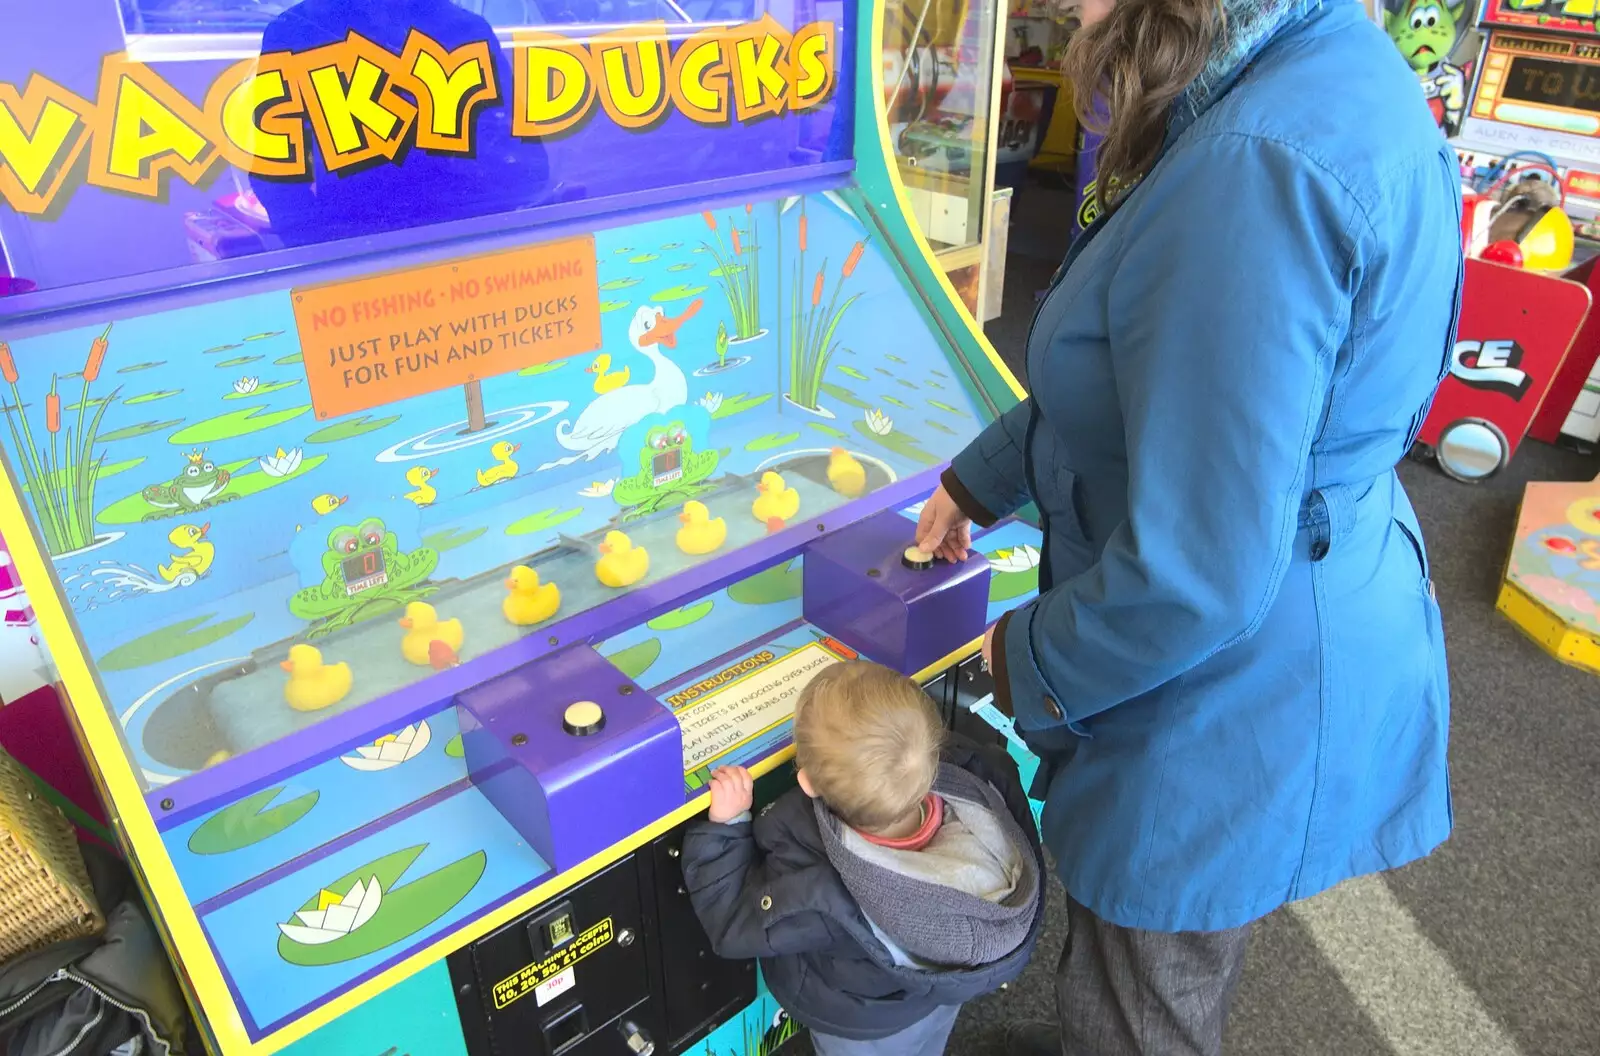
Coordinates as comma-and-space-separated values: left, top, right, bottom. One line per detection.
280, 599, 468, 711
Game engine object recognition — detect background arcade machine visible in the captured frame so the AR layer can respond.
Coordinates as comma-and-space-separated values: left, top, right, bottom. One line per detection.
0, 0, 1043, 1054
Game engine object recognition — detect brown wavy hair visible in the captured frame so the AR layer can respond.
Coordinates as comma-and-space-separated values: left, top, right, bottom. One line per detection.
1065, 0, 1228, 211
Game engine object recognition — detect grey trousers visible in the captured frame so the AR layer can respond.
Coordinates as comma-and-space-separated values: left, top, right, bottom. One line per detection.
808, 1003, 961, 1056
1056, 896, 1252, 1056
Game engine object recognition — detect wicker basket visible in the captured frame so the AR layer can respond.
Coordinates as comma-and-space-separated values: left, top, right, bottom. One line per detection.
0, 748, 103, 960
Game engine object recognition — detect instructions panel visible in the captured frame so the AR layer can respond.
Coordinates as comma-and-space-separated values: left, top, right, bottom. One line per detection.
670, 641, 842, 774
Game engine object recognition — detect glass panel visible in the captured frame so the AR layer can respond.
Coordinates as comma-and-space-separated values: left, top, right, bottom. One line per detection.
0, 0, 852, 297
881, 0, 998, 253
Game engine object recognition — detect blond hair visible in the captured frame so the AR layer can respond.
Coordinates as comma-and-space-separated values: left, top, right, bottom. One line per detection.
793, 661, 944, 833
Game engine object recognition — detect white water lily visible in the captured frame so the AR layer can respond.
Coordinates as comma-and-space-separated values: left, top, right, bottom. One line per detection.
864, 408, 893, 436
579, 479, 616, 498
988, 545, 1041, 574
278, 876, 383, 945
258, 446, 304, 478
233, 376, 259, 395
341, 721, 431, 771
698, 392, 724, 414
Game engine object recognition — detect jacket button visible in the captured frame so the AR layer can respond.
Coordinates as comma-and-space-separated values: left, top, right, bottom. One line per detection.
1311, 540, 1329, 561
1044, 697, 1063, 720
760, 895, 773, 911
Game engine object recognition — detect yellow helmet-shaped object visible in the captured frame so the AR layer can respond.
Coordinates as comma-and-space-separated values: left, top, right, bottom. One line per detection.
1517, 204, 1574, 272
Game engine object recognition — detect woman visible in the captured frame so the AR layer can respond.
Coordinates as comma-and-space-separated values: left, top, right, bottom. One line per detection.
915, 0, 1460, 1052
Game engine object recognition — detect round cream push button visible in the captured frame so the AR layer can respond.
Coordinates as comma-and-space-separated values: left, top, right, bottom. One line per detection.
563, 700, 605, 737
901, 546, 934, 570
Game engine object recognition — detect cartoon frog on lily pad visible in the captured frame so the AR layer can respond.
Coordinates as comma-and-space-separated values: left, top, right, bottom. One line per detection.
613, 408, 720, 520
288, 507, 439, 636
141, 449, 238, 520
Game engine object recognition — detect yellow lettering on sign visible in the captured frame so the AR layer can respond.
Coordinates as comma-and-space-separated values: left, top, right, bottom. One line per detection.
593, 24, 671, 128
490, 917, 615, 1010
0, 95, 82, 194
790, 22, 835, 109
0, 75, 95, 216
1565, 0, 1598, 17
731, 25, 791, 120
402, 33, 498, 151
514, 32, 595, 137
298, 35, 416, 170
88, 57, 216, 196
669, 31, 731, 122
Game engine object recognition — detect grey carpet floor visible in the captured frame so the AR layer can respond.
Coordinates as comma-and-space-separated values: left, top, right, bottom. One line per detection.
795, 182, 1600, 1054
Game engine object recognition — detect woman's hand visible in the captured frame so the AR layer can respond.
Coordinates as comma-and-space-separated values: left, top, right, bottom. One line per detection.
707, 765, 754, 823
916, 484, 973, 563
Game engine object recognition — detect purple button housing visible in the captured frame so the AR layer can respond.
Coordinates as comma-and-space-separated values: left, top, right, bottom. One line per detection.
456, 645, 683, 872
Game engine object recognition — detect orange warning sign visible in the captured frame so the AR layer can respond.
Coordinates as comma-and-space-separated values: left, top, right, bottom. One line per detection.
292, 235, 601, 419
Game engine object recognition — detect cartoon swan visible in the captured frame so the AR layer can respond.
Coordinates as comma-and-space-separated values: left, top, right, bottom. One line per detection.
538, 300, 702, 471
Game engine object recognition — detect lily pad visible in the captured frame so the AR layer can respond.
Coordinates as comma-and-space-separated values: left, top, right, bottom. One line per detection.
217, 355, 263, 368
928, 400, 970, 417
64, 397, 113, 412
506, 507, 583, 535
883, 395, 911, 409
661, 242, 683, 249
875, 367, 893, 377
116, 361, 164, 374
746, 432, 799, 452
629, 253, 660, 263
711, 393, 772, 419
100, 612, 255, 671
692, 246, 711, 254
224, 379, 300, 401
925, 418, 956, 435
600, 300, 630, 313
647, 599, 714, 631
422, 526, 487, 554
886, 354, 907, 364
274, 352, 304, 366
897, 379, 918, 391
202, 344, 242, 354
97, 454, 326, 525
807, 422, 848, 439
819, 383, 871, 410
23, 457, 143, 495
100, 420, 182, 443
277, 845, 487, 967
667, 262, 695, 272
651, 284, 708, 301
126, 390, 181, 406
605, 638, 662, 680
990, 568, 1041, 603
517, 362, 565, 377
170, 404, 311, 444
852, 422, 936, 465
445, 734, 465, 758
188, 787, 319, 855
306, 414, 401, 444
243, 331, 284, 341
838, 365, 869, 381
708, 264, 747, 278
600, 277, 642, 291
727, 559, 802, 605
926, 379, 944, 390
613, 247, 635, 254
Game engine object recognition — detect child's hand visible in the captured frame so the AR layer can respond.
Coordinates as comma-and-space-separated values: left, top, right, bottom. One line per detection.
707, 766, 754, 823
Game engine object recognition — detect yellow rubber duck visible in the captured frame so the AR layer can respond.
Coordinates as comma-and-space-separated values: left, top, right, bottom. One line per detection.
158, 522, 214, 582
311, 493, 347, 516
596, 530, 649, 588
585, 353, 630, 394
398, 601, 464, 668
752, 471, 800, 526
826, 448, 867, 498
503, 565, 561, 626
676, 500, 727, 555
404, 466, 440, 507
280, 644, 353, 712
476, 441, 521, 488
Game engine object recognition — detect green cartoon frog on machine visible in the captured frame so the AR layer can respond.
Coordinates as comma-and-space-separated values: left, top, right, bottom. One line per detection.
289, 517, 440, 635
141, 449, 238, 519
613, 420, 721, 520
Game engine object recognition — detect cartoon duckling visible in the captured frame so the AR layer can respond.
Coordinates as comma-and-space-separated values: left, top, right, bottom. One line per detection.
311, 493, 347, 516
398, 601, 464, 669
752, 471, 800, 526
503, 565, 562, 626
476, 441, 521, 488
676, 500, 727, 555
158, 522, 214, 582
826, 448, 867, 499
585, 353, 631, 395
280, 643, 353, 712
595, 530, 649, 588
403, 466, 441, 507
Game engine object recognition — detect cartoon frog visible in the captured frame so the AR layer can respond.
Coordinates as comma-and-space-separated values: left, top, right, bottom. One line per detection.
1385, 0, 1468, 132
613, 421, 721, 520
141, 450, 237, 520
288, 517, 440, 635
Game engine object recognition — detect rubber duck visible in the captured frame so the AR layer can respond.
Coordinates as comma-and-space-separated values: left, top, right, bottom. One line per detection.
752, 471, 800, 526
280, 644, 353, 712
676, 500, 727, 555
311, 493, 347, 516
826, 448, 867, 498
476, 441, 521, 488
398, 601, 464, 668
503, 565, 561, 626
158, 522, 214, 582
596, 530, 649, 588
585, 353, 631, 394
404, 466, 440, 507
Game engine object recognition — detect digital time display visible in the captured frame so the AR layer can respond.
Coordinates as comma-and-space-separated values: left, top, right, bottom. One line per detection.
1503, 56, 1600, 115
341, 549, 388, 596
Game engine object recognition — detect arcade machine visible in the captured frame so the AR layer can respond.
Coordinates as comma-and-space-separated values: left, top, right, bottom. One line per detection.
0, 1, 1044, 1054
